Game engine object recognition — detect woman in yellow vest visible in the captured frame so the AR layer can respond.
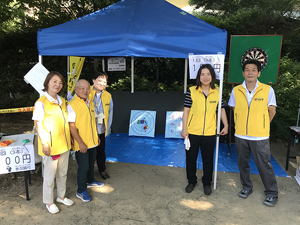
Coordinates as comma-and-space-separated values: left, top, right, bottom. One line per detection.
32, 71, 74, 214
89, 71, 113, 180
181, 64, 228, 195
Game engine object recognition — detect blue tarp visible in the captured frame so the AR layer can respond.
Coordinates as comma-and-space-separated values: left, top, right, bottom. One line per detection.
37, 0, 227, 58
106, 134, 288, 177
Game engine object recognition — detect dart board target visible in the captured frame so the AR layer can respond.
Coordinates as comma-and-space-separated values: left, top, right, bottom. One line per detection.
227, 35, 282, 84
241, 47, 268, 71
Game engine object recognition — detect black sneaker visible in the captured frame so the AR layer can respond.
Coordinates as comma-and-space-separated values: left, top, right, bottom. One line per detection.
263, 197, 278, 207
238, 188, 253, 198
204, 186, 212, 196
100, 171, 110, 180
185, 183, 195, 193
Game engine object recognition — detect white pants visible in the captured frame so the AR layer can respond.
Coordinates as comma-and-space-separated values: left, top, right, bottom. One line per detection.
42, 150, 70, 204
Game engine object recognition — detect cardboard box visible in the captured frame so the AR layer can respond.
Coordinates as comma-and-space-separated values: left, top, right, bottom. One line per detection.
289, 156, 300, 185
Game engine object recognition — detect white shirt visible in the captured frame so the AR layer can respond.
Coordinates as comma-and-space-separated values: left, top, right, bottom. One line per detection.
32, 92, 63, 121
228, 80, 276, 141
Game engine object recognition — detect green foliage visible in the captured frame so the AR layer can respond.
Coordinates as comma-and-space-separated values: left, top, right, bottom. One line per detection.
106, 57, 195, 92
22, 0, 120, 28
0, 0, 119, 108
191, 0, 300, 62
272, 56, 300, 139
189, 0, 300, 16
0, 0, 25, 34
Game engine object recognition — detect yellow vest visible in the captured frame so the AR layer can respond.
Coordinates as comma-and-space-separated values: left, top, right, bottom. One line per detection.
233, 82, 270, 137
89, 86, 112, 136
187, 86, 219, 136
34, 95, 71, 156
68, 95, 98, 151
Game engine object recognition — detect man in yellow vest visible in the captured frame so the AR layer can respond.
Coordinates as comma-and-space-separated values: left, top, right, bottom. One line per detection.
89, 71, 113, 180
68, 79, 103, 202
228, 59, 278, 207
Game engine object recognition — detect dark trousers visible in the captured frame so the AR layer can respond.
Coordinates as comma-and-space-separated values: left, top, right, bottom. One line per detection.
235, 137, 278, 197
75, 147, 97, 193
186, 134, 216, 187
96, 133, 106, 173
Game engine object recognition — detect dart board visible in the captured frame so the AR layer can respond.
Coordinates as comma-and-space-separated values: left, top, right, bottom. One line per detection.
241, 47, 268, 71
227, 35, 283, 84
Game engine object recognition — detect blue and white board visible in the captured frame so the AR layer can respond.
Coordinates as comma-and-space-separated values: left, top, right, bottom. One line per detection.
165, 111, 183, 139
129, 110, 156, 137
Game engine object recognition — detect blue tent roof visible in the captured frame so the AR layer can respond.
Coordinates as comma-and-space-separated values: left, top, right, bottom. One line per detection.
37, 0, 227, 58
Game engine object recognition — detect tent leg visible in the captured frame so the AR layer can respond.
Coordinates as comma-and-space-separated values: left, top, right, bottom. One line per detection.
156, 58, 159, 94
39, 55, 43, 64
102, 58, 105, 72
184, 58, 188, 94
131, 57, 134, 93
213, 76, 224, 190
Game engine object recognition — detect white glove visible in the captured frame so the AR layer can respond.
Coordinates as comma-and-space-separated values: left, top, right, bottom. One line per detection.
184, 136, 190, 150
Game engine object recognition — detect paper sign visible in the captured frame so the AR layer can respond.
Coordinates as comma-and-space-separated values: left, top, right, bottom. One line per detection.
24, 62, 49, 95
108, 57, 126, 71
189, 54, 225, 80
165, 111, 183, 138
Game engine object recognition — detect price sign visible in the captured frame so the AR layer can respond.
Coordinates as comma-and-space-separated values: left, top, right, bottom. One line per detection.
0, 133, 35, 174
188, 54, 225, 80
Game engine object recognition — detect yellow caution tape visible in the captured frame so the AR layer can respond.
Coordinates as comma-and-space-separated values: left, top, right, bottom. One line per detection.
0, 106, 34, 114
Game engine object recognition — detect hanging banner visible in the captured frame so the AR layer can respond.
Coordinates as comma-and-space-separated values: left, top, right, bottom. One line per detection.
188, 54, 225, 80
108, 57, 126, 71
67, 56, 85, 100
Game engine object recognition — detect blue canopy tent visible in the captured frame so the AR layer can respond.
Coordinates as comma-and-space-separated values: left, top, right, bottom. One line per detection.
36, 0, 228, 189
37, 0, 227, 58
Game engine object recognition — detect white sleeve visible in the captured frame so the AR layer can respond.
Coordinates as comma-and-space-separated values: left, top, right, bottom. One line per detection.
268, 87, 277, 107
32, 101, 45, 121
228, 89, 235, 107
67, 104, 76, 122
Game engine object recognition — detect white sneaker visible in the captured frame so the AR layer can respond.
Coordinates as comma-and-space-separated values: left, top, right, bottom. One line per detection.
46, 204, 59, 214
56, 197, 74, 206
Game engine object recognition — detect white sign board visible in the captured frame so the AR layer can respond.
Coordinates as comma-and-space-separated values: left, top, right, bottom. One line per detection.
129, 110, 156, 137
165, 111, 183, 139
108, 57, 126, 71
24, 62, 49, 95
0, 133, 35, 174
188, 54, 225, 80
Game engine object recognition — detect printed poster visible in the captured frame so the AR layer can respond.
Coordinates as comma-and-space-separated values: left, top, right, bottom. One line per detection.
165, 111, 183, 138
129, 110, 156, 137
108, 57, 126, 71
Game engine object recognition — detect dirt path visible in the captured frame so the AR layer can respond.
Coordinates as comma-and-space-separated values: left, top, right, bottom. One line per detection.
1, 114, 300, 224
